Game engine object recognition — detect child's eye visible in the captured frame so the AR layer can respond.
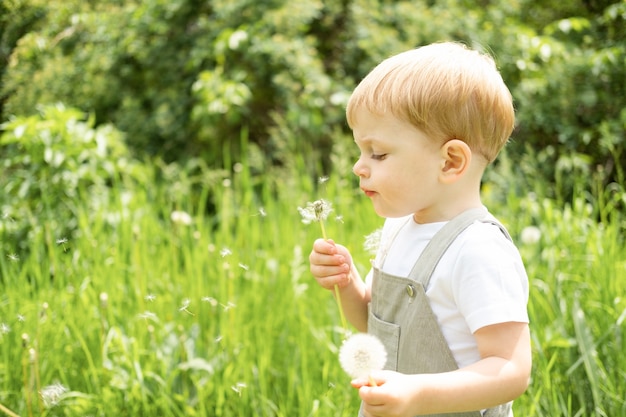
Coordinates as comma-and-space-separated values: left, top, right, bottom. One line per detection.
371, 153, 387, 161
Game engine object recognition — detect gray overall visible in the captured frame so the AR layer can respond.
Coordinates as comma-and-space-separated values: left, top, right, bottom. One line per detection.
360, 208, 513, 417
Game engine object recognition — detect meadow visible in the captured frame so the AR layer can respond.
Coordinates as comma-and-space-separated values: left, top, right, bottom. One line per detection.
0, 143, 625, 417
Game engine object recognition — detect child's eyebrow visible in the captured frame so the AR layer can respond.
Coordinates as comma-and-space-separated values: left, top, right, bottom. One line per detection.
354, 136, 378, 146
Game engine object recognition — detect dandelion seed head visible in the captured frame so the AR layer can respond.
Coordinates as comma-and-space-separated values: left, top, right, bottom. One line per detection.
339, 333, 387, 379
298, 199, 333, 224
40, 382, 68, 408
521, 226, 541, 245
99, 292, 108, 309
171, 210, 192, 226
363, 228, 383, 255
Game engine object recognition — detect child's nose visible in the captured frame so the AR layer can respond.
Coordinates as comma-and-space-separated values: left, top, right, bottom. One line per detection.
352, 158, 368, 178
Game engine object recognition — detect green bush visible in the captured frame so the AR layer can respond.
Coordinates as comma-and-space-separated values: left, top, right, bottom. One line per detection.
0, 104, 147, 255
1, 0, 624, 198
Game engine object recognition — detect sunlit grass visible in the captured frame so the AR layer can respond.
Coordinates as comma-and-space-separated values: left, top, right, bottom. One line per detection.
0, 149, 625, 416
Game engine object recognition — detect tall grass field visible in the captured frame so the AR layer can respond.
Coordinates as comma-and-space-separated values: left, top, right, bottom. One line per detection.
1, 145, 625, 416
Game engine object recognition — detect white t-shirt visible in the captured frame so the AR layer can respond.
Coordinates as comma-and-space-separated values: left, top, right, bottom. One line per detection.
366, 214, 529, 369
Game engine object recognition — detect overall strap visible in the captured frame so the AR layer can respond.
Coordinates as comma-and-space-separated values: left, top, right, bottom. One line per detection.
407, 207, 511, 287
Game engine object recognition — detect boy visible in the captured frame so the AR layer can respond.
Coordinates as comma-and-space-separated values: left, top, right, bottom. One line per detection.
309, 42, 531, 417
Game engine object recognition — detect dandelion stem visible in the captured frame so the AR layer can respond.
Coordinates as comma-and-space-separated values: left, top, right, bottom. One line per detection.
334, 284, 349, 334
319, 218, 349, 334
368, 375, 378, 387
319, 220, 327, 241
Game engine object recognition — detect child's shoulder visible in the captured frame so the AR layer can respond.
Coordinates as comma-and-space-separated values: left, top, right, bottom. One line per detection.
454, 219, 520, 261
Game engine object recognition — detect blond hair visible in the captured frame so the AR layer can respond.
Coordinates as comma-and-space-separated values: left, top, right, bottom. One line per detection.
346, 42, 514, 163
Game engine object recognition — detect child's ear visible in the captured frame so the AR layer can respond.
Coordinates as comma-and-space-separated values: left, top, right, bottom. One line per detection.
439, 139, 471, 183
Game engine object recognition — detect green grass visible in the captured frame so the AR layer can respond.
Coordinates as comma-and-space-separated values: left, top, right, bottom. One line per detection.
1, 151, 625, 416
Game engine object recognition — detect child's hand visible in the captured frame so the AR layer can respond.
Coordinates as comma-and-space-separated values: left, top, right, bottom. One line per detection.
352, 371, 419, 417
309, 238, 352, 290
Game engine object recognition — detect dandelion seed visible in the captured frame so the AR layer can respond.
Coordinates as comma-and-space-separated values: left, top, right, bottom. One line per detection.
339, 333, 387, 386
220, 247, 232, 257
231, 382, 247, 396
40, 382, 68, 408
0, 323, 10, 334
7, 253, 19, 262
238, 263, 249, 271
335, 215, 344, 223
171, 210, 192, 226
202, 296, 219, 307
17, 314, 25, 322
215, 335, 223, 343
318, 175, 330, 184
252, 207, 267, 217
222, 301, 236, 311
145, 294, 156, 302
179, 299, 194, 315
56, 237, 69, 252
138, 311, 158, 321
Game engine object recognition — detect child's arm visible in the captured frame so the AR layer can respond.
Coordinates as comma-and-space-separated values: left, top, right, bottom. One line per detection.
309, 238, 370, 332
353, 321, 531, 416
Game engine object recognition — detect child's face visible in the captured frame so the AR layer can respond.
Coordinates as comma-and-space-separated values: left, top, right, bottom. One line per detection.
352, 108, 444, 221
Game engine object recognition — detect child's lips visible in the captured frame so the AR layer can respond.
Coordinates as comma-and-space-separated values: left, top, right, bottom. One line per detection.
361, 187, 376, 197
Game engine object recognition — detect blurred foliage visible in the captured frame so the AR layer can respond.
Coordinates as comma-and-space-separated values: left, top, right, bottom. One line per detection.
0, 104, 147, 255
0, 0, 625, 200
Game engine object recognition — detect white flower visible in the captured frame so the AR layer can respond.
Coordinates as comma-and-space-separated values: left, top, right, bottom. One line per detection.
521, 226, 541, 245
297, 199, 333, 225
339, 333, 387, 380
